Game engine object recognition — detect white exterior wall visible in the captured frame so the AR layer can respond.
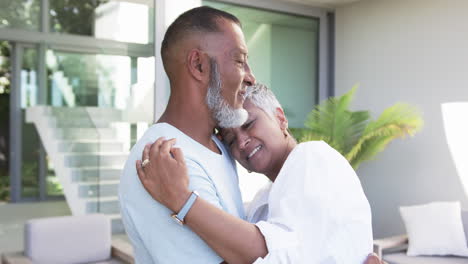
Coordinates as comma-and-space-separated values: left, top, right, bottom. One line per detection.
335, 0, 468, 238
154, 0, 202, 121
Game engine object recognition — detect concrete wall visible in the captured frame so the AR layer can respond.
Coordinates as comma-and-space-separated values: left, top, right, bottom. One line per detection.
335, 0, 468, 238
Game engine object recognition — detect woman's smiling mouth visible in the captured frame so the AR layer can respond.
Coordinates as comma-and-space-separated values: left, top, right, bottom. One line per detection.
247, 145, 262, 160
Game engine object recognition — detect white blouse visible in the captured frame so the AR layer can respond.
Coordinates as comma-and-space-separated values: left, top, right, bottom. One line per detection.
246, 141, 373, 264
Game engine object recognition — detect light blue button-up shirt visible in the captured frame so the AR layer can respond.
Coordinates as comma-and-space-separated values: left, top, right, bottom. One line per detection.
119, 123, 245, 264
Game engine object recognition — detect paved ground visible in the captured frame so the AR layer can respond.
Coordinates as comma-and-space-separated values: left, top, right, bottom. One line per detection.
0, 200, 129, 257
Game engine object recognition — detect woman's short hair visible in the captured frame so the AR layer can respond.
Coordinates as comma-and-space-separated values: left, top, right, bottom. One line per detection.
245, 83, 282, 117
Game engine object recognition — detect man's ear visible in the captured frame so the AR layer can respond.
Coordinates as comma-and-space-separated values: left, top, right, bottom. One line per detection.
275, 107, 288, 131
187, 49, 208, 82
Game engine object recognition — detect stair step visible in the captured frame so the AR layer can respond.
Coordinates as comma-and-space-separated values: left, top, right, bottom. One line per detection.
65, 153, 128, 167
78, 181, 119, 198
46, 107, 122, 120
85, 197, 120, 214
58, 141, 125, 153
46, 106, 121, 115
55, 128, 116, 140
71, 167, 122, 182
49, 118, 112, 128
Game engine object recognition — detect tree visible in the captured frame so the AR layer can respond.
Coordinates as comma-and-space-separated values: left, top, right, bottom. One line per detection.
0, 0, 40, 30
50, 0, 109, 35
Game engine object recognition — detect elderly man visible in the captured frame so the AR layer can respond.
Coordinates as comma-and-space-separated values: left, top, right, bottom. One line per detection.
120, 6, 255, 264
120, 6, 384, 264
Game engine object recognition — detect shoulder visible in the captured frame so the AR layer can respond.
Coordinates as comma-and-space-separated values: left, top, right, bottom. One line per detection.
122, 124, 202, 178
118, 124, 223, 262
273, 141, 352, 192
294, 141, 337, 156
289, 141, 349, 167
279, 141, 334, 171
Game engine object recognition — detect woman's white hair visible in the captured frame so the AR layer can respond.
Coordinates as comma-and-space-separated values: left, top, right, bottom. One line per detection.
244, 83, 282, 117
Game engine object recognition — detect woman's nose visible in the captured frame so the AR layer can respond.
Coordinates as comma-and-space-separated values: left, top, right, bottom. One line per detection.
238, 135, 250, 150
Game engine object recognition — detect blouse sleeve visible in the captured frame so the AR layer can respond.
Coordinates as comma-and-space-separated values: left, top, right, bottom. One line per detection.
251, 142, 335, 264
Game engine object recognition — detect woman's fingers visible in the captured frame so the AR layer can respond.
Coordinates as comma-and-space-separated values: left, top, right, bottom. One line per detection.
171, 147, 185, 164
137, 137, 166, 181
136, 160, 146, 183
142, 143, 151, 161
159, 138, 177, 157
149, 137, 166, 157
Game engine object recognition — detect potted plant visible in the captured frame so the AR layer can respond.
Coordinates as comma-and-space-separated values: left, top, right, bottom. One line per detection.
294, 85, 423, 169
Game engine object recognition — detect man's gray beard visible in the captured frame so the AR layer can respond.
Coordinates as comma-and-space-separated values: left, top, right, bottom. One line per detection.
205, 58, 248, 128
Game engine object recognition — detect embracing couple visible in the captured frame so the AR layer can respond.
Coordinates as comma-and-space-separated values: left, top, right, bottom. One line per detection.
119, 6, 383, 264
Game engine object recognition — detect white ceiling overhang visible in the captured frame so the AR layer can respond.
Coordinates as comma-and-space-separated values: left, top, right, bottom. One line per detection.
273, 0, 362, 8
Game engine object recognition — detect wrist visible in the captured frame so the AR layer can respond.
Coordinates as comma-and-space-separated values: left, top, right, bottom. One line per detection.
171, 190, 199, 225
171, 189, 192, 213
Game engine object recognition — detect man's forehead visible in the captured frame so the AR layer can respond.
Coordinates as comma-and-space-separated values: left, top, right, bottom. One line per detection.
201, 32, 247, 53
211, 20, 248, 53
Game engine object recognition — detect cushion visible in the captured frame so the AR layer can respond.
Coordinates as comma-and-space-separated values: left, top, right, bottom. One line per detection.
25, 214, 111, 264
384, 252, 468, 264
400, 201, 468, 257
462, 211, 468, 243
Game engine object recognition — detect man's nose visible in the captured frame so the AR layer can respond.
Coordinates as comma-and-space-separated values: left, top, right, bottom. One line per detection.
244, 63, 256, 86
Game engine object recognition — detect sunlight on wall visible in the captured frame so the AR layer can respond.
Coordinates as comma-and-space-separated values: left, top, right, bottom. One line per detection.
442, 102, 468, 198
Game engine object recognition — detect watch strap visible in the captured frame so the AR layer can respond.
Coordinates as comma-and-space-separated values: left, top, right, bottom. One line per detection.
172, 191, 199, 225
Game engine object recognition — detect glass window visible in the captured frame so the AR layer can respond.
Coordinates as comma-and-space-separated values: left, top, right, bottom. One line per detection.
46, 50, 154, 110
20, 47, 40, 198
2, 0, 156, 202
50, 0, 154, 44
17, 46, 63, 199
203, 1, 319, 128
0, 0, 40, 31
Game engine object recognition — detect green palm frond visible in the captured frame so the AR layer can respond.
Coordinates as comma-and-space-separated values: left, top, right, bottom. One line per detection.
348, 135, 395, 169
303, 85, 371, 153
298, 86, 423, 170
346, 103, 423, 166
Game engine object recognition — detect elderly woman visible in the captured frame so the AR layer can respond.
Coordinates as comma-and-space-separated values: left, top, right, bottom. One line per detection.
137, 84, 375, 264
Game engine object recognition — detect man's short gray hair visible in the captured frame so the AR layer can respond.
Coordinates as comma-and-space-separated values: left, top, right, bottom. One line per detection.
245, 83, 282, 117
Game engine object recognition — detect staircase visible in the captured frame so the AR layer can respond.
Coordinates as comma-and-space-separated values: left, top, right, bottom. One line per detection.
26, 106, 130, 233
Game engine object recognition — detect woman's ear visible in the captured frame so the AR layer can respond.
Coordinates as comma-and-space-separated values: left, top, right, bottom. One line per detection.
275, 107, 288, 131
187, 49, 209, 82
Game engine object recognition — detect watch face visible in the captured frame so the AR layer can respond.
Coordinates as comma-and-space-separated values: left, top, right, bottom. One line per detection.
171, 214, 184, 226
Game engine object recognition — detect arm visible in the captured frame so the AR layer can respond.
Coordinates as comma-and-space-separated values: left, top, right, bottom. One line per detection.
137, 138, 386, 264
186, 194, 267, 263
137, 138, 267, 264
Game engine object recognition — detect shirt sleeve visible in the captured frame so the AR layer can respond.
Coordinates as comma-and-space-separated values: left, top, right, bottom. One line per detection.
186, 158, 223, 209
120, 155, 225, 264
252, 221, 302, 264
